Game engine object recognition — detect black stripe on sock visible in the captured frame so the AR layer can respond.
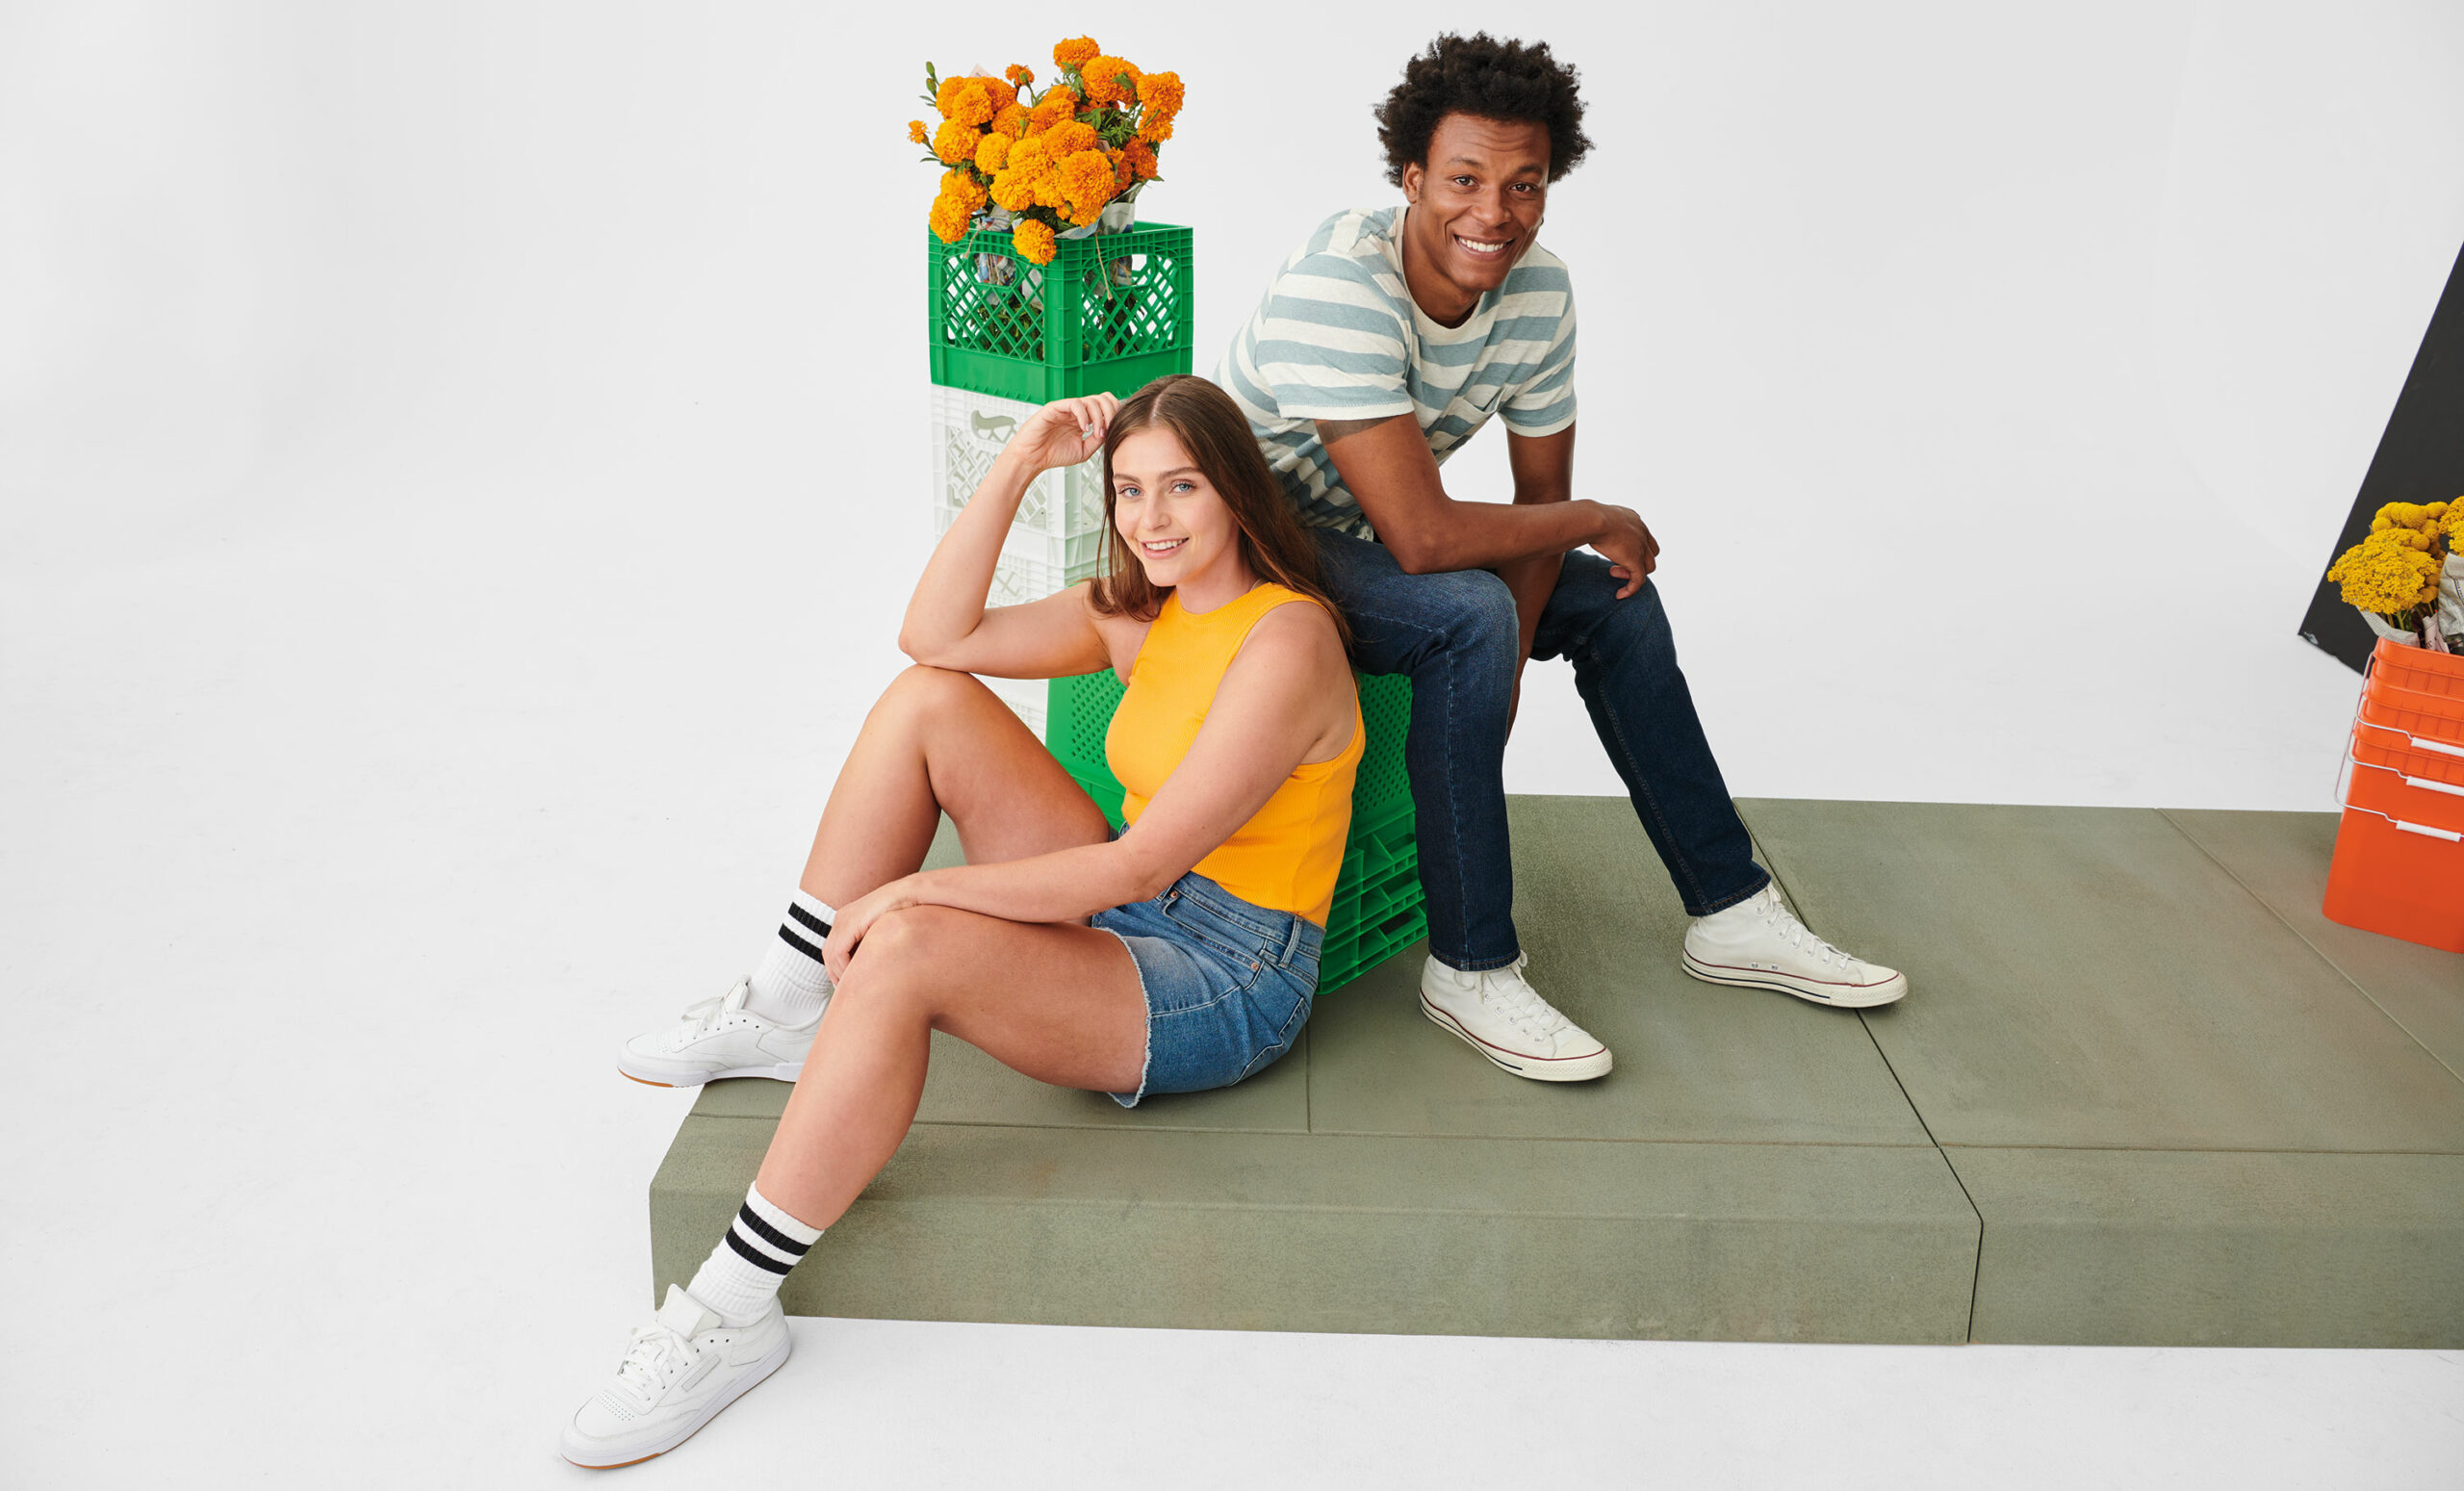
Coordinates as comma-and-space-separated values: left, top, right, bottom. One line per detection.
777, 922, 827, 964
725, 1227, 796, 1274
785, 903, 834, 939
736, 1203, 811, 1258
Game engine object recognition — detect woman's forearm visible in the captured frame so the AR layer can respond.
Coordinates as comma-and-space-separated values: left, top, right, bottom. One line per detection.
909, 838, 1171, 926
898, 449, 1039, 659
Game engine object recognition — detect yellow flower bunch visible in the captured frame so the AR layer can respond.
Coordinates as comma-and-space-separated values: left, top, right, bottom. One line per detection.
910, 39, 1187, 265
2330, 498, 2455, 629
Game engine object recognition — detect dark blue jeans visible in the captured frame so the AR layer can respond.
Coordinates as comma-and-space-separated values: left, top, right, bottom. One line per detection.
1311, 528, 1770, 970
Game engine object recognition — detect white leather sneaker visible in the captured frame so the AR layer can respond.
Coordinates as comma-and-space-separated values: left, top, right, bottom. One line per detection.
1681, 884, 1907, 1007
1419, 953, 1613, 1082
617, 978, 820, 1087
559, 1285, 791, 1469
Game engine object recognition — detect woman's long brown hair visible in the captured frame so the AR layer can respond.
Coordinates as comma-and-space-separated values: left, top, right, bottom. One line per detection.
1088, 374, 1353, 656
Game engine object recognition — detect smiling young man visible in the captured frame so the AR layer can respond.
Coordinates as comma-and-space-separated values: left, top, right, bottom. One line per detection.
1219, 33, 1907, 1082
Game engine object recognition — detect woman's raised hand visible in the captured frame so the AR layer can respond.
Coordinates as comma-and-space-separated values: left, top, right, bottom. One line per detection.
1004, 394, 1122, 476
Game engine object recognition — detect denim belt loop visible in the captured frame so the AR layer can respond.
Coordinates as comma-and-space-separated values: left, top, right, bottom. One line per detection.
1276, 913, 1310, 970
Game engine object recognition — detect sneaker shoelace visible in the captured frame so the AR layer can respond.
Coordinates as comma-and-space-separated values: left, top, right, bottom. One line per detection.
660, 986, 757, 1051
602, 1324, 696, 1416
1478, 956, 1572, 1041
1759, 891, 1859, 972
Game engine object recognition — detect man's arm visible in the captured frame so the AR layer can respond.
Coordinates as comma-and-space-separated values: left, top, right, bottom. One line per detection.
1319, 415, 1655, 598
1496, 424, 1578, 727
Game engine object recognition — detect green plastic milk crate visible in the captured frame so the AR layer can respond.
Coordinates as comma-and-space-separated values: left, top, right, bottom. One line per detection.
926, 222, 1195, 402
1046, 669, 1425, 993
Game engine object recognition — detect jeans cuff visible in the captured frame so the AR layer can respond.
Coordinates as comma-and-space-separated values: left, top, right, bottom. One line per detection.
1432, 948, 1523, 973
1686, 865, 1772, 919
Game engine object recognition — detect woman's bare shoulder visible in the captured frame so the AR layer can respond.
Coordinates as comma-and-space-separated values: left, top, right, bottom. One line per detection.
1078, 584, 1154, 681
1237, 597, 1350, 686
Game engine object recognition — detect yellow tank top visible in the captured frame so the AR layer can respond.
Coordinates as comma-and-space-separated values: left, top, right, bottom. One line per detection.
1107, 583, 1363, 925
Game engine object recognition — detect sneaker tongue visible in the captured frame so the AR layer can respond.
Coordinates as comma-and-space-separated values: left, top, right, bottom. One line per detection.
655, 1284, 720, 1339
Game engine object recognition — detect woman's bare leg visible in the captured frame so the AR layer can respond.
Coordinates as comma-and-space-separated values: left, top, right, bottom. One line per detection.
752, 906, 1146, 1228
747, 664, 1144, 1227
795, 665, 1114, 906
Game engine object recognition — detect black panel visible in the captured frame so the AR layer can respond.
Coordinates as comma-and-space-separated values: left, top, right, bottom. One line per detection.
2299, 238, 2464, 672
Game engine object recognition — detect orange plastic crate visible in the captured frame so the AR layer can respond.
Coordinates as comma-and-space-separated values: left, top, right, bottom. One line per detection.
2361, 674, 2464, 741
2364, 636, 2464, 704
2349, 722, 2464, 790
2322, 805, 2464, 953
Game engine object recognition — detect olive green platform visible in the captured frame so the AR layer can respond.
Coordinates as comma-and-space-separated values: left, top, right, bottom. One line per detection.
649, 798, 2464, 1346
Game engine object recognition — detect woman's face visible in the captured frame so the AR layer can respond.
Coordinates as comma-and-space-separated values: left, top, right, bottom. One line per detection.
1111, 426, 1244, 593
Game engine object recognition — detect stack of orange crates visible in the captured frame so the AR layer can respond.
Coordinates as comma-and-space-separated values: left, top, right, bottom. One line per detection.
2323, 638, 2464, 952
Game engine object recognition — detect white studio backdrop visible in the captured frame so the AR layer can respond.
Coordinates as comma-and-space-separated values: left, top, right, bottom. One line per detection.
7, 6, 2464, 1486
6, 2, 2462, 812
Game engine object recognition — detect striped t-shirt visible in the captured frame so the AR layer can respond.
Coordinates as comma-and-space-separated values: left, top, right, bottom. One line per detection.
1217, 206, 1578, 539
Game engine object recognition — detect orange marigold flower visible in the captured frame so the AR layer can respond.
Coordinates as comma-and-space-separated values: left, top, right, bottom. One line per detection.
1136, 71, 1184, 117
931, 117, 980, 166
1059, 148, 1117, 219
1006, 63, 1034, 88
1137, 110, 1175, 144
1108, 147, 1133, 192
908, 119, 928, 144
934, 76, 967, 116
1053, 37, 1100, 72
1124, 138, 1159, 181
943, 167, 988, 214
1040, 119, 1099, 156
991, 103, 1030, 139
988, 167, 1040, 214
1013, 218, 1058, 266
1080, 55, 1141, 106
978, 77, 1016, 113
1007, 135, 1052, 175
928, 191, 973, 244
974, 132, 1013, 173
1026, 85, 1079, 134
944, 78, 995, 128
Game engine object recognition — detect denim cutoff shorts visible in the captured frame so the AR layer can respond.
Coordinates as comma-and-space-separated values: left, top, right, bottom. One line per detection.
1088, 871, 1322, 1108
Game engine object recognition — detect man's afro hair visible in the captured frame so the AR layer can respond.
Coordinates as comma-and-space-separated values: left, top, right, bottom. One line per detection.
1374, 33, 1592, 187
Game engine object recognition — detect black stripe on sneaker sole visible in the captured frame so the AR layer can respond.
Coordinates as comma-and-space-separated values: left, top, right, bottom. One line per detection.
736, 1204, 811, 1257
724, 1229, 796, 1274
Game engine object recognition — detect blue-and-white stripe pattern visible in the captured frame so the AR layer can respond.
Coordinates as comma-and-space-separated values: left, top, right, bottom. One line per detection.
1217, 206, 1578, 538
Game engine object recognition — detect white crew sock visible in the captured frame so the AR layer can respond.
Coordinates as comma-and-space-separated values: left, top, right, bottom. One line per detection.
684, 1182, 825, 1324
744, 888, 834, 1025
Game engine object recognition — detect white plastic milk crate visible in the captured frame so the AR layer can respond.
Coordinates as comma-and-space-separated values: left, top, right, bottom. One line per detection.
959, 549, 1105, 740
931, 521, 1107, 610
928, 385, 1111, 573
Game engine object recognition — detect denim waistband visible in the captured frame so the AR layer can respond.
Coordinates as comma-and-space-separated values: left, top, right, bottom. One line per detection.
1160, 872, 1322, 973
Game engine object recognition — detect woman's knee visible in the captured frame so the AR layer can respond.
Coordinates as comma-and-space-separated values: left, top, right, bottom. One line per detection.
882, 663, 985, 707
837, 907, 950, 1016
868, 664, 990, 731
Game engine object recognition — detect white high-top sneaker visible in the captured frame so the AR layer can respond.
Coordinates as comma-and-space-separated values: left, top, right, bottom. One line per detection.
1419, 953, 1613, 1082
617, 978, 820, 1087
1681, 884, 1907, 1007
559, 1285, 791, 1468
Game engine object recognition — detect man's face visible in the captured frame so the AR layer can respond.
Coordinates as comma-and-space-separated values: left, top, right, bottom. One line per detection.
1400, 113, 1552, 300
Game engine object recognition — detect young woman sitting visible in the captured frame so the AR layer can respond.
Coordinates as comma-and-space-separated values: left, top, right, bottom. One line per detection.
562, 373, 1363, 1468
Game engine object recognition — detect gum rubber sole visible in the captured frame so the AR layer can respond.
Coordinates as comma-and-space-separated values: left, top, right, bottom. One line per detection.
1418, 995, 1614, 1082
614, 1060, 806, 1089
1680, 949, 1908, 1009
562, 1335, 792, 1470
